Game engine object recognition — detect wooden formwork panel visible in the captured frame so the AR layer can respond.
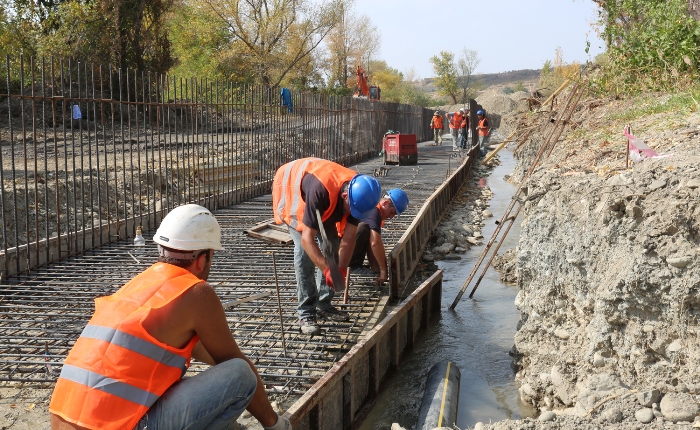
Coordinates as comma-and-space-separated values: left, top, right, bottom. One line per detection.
286, 270, 443, 430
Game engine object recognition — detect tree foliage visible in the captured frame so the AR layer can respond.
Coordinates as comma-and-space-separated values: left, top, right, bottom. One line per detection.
593, 0, 700, 93
199, 0, 343, 88
429, 51, 459, 104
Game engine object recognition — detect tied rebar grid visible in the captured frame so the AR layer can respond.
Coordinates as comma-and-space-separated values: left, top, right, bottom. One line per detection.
0, 141, 465, 398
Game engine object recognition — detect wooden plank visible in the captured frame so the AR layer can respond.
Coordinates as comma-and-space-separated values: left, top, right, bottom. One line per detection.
245, 219, 293, 245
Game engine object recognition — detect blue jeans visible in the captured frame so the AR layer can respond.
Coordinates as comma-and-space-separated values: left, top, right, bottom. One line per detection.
134, 358, 257, 430
288, 225, 337, 319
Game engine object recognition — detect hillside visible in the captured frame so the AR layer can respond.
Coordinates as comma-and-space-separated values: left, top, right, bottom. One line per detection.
421, 69, 541, 93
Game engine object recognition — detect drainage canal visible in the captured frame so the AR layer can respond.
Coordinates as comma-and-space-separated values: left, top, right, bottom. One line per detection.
359, 149, 536, 429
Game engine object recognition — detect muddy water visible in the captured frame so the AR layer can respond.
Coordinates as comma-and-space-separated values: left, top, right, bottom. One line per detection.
359, 149, 536, 430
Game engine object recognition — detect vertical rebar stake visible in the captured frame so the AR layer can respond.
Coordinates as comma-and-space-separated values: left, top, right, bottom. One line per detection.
271, 252, 287, 358
343, 267, 351, 305
626, 124, 630, 170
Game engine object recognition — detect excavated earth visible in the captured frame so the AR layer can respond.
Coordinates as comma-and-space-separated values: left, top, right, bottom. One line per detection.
475, 90, 700, 429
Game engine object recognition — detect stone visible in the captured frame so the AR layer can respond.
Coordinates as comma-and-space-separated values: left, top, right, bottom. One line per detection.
422, 254, 435, 262
554, 329, 570, 340
593, 352, 605, 367
482, 209, 493, 218
473, 423, 485, 430
461, 224, 473, 234
391, 424, 407, 430
443, 255, 461, 260
454, 246, 467, 253
467, 237, 481, 245
667, 256, 691, 268
637, 389, 660, 407
667, 340, 682, 353
649, 179, 667, 191
538, 411, 556, 422
635, 408, 655, 424
660, 392, 700, 422
686, 178, 700, 189
600, 408, 623, 423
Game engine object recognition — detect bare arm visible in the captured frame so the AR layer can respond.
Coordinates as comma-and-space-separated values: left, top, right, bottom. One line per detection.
189, 284, 277, 427
300, 224, 327, 271
368, 230, 388, 283
338, 223, 357, 269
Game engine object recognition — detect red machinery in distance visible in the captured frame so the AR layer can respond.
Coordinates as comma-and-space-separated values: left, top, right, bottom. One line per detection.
354, 66, 380, 100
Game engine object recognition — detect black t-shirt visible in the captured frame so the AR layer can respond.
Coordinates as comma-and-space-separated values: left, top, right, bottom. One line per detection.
301, 174, 359, 231
360, 207, 382, 234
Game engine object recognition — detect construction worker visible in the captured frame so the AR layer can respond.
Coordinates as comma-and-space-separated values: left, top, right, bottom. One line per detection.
430, 111, 444, 145
459, 109, 470, 149
49, 204, 291, 430
347, 189, 409, 284
272, 158, 381, 335
477, 110, 491, 156
448, 108, 465, 151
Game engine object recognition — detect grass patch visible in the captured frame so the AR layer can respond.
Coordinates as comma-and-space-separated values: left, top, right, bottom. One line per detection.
607, 92, 697, 123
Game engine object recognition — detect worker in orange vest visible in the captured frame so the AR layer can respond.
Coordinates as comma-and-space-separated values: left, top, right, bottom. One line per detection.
430, 111, 444, 145
459, 110, 470, 149
477, 109, 491, 156
49, 204, 291, 430
447, 108, 465, 151
272, 158, 381, 335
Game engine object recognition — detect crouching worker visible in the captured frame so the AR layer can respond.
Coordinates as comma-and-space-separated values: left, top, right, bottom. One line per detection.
273, 158, 381, 335
49, 204, 291, 430
348, 188, 409, 284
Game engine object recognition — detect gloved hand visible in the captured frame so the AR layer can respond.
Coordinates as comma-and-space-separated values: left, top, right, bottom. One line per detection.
263, 414, 292, 430
323, 267, 347, 289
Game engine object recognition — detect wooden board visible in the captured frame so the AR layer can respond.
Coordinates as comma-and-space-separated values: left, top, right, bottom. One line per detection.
245, 219, 293, 245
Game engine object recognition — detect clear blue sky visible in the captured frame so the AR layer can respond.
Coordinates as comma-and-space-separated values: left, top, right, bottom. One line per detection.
352, 0, 605, 79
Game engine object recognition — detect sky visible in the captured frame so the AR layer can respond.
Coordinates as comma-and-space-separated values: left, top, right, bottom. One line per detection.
351, 0, 605, 79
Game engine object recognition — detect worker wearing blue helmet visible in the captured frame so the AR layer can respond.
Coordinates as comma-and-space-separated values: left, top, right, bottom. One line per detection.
273, 158, 381, 335
346, 188, 409, 284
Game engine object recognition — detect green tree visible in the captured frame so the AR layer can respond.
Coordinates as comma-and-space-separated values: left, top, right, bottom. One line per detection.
429, 51, 459, 104
456, 48, 480, 103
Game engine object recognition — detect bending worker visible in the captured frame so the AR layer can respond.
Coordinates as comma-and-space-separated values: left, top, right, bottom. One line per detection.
430, 111, 444, 145
347, 188, 409, 284
272, 158, 381, 335
49, 204, 290, 430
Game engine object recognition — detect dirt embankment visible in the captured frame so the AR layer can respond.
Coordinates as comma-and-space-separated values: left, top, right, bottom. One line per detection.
481, 91, 700, 429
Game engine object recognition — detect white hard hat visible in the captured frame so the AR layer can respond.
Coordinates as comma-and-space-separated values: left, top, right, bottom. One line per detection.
153, 204, 224, 251
459, 108, 465, 112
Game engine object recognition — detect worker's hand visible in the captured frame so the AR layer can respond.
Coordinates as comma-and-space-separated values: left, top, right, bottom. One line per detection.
375, 271, 388, 285
263, 413, 292, 430
323, 267, 347, 289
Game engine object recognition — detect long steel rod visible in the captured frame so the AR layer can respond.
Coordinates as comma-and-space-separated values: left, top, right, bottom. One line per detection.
272, 252, 288, 358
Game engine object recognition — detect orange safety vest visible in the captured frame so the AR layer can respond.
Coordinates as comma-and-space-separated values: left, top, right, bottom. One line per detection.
478, 117, 489, 136
273, 157, 356, 232
49, 263, 201, 430
431, 115, 443, 129
450, 112, 463, 129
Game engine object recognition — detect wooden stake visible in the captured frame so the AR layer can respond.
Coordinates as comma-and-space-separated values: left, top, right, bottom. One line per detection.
272, 252, 288, 358
342, 267, 351, 304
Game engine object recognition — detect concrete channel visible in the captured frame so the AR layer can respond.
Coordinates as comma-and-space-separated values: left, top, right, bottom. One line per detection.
0, 141, 480, 428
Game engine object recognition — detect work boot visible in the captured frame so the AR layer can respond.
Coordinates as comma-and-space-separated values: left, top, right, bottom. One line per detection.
299, 317, 321, 335
317, 306, 350, 322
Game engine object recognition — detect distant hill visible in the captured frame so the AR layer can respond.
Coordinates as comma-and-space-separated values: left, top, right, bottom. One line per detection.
421, 69, 541, 92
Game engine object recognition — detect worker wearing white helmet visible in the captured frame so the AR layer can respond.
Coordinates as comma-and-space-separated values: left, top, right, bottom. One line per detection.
50, 204, 291, 430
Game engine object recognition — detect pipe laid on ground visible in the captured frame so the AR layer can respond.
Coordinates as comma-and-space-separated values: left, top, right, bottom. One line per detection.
415, 361, 461, 430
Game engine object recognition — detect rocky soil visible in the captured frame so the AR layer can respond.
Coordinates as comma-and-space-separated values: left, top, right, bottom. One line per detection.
472, 89, 700, 429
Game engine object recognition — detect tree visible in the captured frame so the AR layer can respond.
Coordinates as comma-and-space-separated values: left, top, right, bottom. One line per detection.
429, 51, 459, 104
323, 1, 379, 91
456, 48, 480, 103
199, 0, 343, 88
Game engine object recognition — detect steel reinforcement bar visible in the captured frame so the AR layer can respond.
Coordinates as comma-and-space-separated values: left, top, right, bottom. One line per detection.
286, 270, 443, 430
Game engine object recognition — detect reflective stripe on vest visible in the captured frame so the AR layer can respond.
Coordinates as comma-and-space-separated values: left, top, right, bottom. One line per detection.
81, 324, 187, 370
273, 158, 355, 232
59, 364, 159, 408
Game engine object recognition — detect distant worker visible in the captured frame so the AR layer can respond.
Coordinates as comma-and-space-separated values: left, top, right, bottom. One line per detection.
448, 108, 465, 151
346, 188, 409, 284
49, 204, 291, 430
272, 158, 381, 335
459, 109, 470, 149
430, 111, 444, 145
477, 110, 491, 156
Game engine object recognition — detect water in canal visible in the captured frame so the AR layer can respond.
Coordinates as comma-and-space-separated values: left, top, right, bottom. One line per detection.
359, 149, 536, 430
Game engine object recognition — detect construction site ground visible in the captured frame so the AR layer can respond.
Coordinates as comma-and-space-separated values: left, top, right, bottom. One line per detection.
0, 141, 469, 429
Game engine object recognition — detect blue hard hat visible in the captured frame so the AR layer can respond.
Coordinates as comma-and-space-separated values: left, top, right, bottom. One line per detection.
348, 175, 381, 219
386, 188, 409, 215
477, 110, 484, 115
